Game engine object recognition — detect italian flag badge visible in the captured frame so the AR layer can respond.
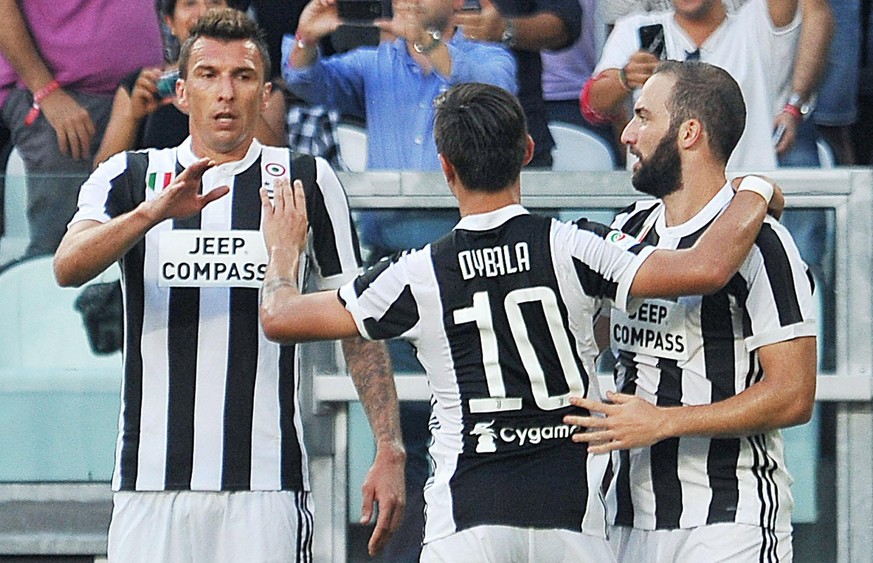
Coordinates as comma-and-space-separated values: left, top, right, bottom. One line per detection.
147, 171, 173, 191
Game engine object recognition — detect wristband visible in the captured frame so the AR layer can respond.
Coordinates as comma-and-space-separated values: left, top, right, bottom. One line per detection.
618, 67, 632, 93
782, 103, 802, 120
295, 31, 309, 49
24, 79, 60, 126
736, 176, 774, 205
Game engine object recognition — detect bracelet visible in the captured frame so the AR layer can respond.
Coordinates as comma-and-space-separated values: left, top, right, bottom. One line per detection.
782, 103, 802, 120
24, 79, 60, 126
617, 67, 632, 93
295, 31, 309, 49
413, 29, 442, 55
736, 176, 774, 205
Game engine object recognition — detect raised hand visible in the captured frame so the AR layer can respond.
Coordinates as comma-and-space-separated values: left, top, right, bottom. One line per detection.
260, 177, 309, 256
148, 157, 229, 222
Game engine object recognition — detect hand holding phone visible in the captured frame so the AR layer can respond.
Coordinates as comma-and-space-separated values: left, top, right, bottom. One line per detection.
337, 0, 383, 24
638, 24, 666, 60
155, 70, 180, 100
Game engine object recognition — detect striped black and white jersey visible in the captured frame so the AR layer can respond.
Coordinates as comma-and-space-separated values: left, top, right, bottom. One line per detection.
71, 138, 362, 492
338, 204, 656, 544
607, 184, 817, 533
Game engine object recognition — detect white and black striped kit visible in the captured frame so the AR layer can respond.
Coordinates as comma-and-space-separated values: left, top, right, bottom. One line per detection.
339, 204, 656, 544
607, 185, 817, 538
72, 139, 361, 495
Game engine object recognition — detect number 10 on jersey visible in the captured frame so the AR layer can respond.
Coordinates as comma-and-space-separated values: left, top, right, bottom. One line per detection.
453, 288, 586, 414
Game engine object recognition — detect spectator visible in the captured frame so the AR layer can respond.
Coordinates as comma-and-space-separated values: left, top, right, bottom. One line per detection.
93, 0, 287, 169
257, 81, 777, 562
541, 0, 619, 162
285, 0, 516, 558
0, 0, 163, 258
455, 0, 582, 167
812, 0, 860, 165
53, 9, 404, 561
582, 0, 829, 171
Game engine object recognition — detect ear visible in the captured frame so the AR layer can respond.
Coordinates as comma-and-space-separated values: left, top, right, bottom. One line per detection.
261, 81, 272, 112
175, 77, 189, 112
678, 118, 703, 150
439, 154, 458, 194
164, 14, 179, 38
523, 134, 535, 166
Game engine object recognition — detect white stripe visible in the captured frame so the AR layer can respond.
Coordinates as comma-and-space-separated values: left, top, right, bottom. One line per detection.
189, 286, 230, 490
137, 221, 172, 490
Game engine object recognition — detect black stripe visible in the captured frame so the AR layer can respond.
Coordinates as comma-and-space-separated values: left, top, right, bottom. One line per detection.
279, 343, 304, 490
362, 284, 419, 339
297, 154, 362, 276
164, 173, 202, 489
652, 358, 683, 528
114, 152, 150, 490
701, 286, 742, 523
758, 224, 804, 326
613, 352, 637, 527
220, 159, 263, 489
572, 256, 619, 301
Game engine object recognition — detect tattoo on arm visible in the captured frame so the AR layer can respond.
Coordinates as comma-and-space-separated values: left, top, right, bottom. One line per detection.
342, 337, 403, 445
260, 277, 298, 304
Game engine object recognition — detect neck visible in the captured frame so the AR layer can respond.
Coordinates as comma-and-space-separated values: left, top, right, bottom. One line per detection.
674, 4, 726, 46
190, 136, 254, 165
456, 182, 521, 217
662, 158, 727, 226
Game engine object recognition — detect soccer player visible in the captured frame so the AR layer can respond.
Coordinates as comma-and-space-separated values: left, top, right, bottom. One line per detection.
566, 61, 817, 562
52, 9, 404, 561
257, 82, 780, 560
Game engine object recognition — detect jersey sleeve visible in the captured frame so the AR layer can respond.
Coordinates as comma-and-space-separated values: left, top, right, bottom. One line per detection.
338, 250, 422, 341
304, 156, 363, 290
560, 219, 655, 313
68, 152, 130, 226
742, 219, 818, 351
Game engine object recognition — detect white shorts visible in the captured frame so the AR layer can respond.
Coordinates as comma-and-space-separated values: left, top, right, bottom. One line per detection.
609, 522, 793, 563
107, 490, 314, 563
420, 525, 616, 563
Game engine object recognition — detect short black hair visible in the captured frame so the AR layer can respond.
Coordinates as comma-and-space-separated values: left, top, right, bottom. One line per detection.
653, 61, 746, 164
433, 83, 528, 192
177, 8, 271, 80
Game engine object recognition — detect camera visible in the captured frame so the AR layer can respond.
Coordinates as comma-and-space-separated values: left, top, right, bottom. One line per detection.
155, 69, 180, 99
337, 0, 383, 23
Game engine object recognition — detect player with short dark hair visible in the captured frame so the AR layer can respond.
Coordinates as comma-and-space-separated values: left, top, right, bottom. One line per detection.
566, 61, 817, 562
257, 81, 780, 560
54, 8, 404, 562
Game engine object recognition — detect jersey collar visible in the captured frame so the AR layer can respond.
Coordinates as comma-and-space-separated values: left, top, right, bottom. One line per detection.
454, 204, 529, 232
176, 136, 263, 177
654, 182, 734, 238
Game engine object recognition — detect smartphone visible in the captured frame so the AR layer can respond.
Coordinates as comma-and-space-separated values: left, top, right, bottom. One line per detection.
337, 0, 383, 23
461, 0, 481, 11
638, 24, 666, 60
155, 69, 179, 99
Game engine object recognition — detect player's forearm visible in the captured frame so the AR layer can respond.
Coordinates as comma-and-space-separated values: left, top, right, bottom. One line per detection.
54, 204, 161, 287
341, 337, 406, 454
